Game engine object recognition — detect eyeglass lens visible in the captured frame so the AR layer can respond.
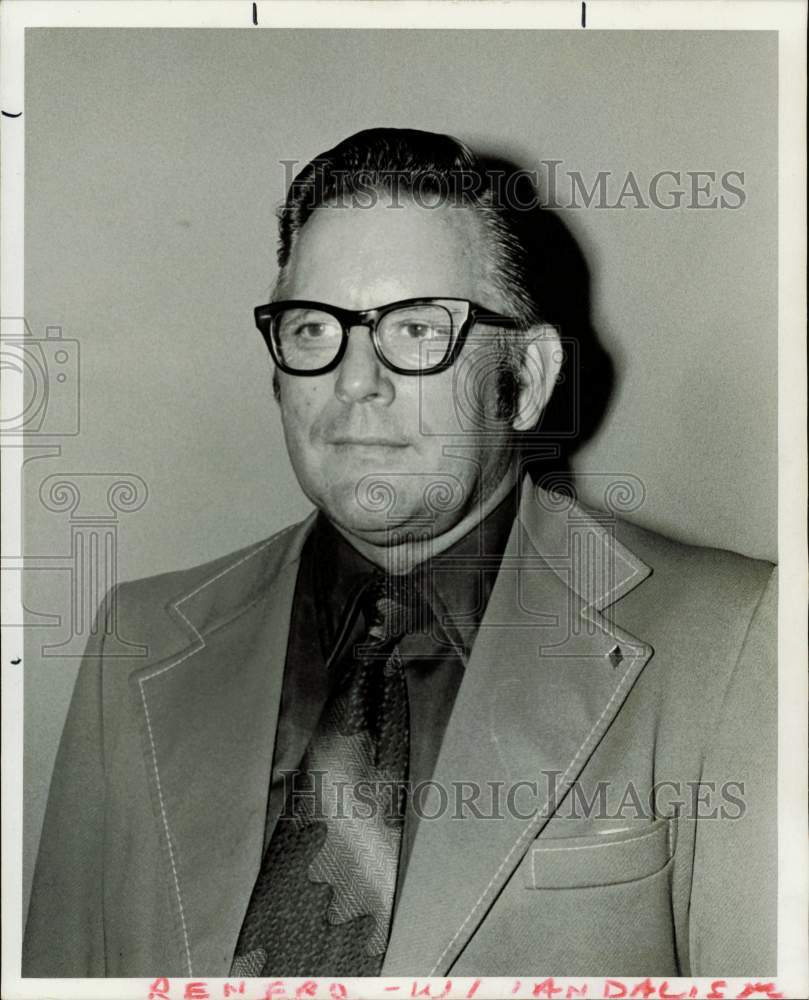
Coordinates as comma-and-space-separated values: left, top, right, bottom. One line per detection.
274, 303, 456, 372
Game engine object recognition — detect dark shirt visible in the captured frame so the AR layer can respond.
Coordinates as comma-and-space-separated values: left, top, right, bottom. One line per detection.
264, 486, 519, 886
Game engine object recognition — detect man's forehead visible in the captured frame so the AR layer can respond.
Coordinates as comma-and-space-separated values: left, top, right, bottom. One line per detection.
280, 197, 500, 310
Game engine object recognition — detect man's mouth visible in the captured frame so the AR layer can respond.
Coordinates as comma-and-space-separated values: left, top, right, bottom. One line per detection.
327, 437, 410, 448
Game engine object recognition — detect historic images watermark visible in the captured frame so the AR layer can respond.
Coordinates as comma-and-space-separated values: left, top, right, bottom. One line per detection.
1, 315, 150, 657
280, 159, 747, 212
277, 772, 748, 824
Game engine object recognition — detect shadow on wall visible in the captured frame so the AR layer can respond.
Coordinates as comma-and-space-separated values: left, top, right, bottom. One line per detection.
479, 152, 615, 493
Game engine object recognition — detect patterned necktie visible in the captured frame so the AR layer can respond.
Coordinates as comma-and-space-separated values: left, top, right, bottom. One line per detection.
231, 574, 412, 977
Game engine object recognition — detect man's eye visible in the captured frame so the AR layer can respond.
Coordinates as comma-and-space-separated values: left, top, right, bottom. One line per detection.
399, 322, 435, 339
294, 323, 333, 339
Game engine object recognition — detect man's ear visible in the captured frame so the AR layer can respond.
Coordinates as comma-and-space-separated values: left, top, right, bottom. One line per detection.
512, 324, 563, 432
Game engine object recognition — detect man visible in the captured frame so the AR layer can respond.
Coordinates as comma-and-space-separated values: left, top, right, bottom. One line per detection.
24, 128, 776, 978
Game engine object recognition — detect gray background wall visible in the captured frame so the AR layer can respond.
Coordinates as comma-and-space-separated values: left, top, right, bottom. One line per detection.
22, 28, 778, 910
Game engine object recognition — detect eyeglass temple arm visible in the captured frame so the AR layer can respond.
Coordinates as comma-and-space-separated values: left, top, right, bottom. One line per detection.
472, 313, 521, 328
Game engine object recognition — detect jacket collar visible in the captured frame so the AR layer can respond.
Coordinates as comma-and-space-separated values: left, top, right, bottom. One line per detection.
130, 478, 652, 976
129, 514, 315, 976
381, 479, 654, 974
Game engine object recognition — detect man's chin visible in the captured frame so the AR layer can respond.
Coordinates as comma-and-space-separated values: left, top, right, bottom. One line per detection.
311, 478, 455, 544
322, 502, 431, 546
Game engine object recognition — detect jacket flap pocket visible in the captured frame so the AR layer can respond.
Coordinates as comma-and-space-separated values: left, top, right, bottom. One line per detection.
525, 818, 673, 889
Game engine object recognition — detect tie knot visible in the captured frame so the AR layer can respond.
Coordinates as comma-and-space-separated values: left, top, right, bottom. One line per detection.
364, 574, 421, 643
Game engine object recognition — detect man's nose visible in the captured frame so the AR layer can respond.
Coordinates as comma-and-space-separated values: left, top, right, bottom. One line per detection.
334, 325, 394, 404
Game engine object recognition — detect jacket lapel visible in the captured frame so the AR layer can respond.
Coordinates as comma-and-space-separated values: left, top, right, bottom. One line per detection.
382, 482, 654, 975
129, 516, 315, 976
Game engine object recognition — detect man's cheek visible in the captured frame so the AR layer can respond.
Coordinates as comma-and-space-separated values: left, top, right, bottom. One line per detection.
414, 378, 458, 438
281, 387, 319, 429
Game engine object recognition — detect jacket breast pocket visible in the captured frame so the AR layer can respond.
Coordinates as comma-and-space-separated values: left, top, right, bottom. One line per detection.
452, 818, 678, 975
525, 817, 674, 889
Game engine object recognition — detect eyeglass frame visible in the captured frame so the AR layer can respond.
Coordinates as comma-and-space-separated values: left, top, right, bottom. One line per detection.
253, 297, 522, 376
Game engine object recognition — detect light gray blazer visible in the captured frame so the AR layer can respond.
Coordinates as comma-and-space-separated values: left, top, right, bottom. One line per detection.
24, 480, 776, 977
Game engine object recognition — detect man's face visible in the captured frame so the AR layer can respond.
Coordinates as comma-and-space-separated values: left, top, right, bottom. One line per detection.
275, 197, 518, 545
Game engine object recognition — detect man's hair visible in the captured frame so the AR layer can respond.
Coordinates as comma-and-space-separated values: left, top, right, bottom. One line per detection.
275, 127, 542, 328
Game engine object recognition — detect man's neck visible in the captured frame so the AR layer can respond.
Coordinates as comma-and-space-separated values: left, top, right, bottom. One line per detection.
330, 463, 520, 575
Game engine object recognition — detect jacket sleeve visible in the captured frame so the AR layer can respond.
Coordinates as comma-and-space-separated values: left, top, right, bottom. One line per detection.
22, 591, 114, 977
688, 566, 778, 975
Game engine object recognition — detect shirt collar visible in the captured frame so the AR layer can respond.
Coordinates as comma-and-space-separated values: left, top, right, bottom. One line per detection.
312, 484, 519, 659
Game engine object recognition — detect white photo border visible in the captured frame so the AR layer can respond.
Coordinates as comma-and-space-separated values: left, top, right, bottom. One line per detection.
1, 2, 806, 999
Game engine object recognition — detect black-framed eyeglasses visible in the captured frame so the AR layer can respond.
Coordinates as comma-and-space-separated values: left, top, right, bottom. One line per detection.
253, 297, 521, 376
